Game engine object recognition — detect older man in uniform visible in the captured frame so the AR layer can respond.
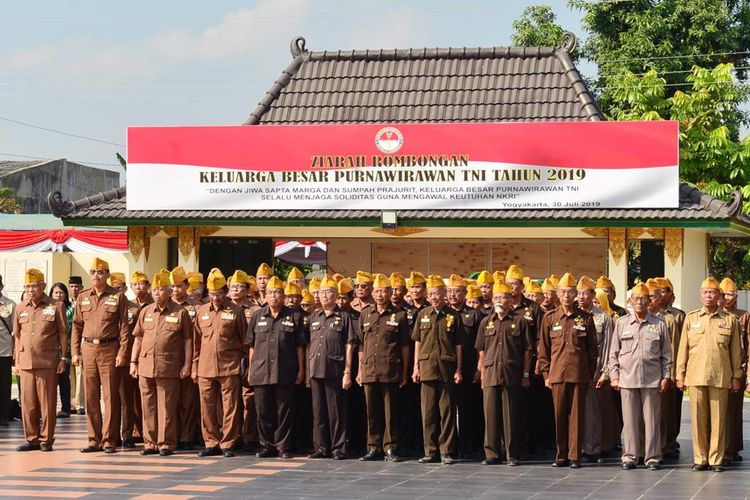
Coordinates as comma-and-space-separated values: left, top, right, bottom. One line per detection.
540, 277, 558, 313
676, 277, 743, 472
465, 285, 483, 311
596, 276, 628, 318
446, 274, 484, 459
537, 272, 598, 468
412, 275, 465, 465
476, 281, 532, 466
351, 271, 375, 312
193, 269, 246, 457
284, 282, 303, 309
609, 282, 672, 470
72, 258, 129, 453
306, 275, 356, 460
66, 276, 86, 416
187, 272, 205, 303
358, 274, 410, 462
719, 277, 749, 463
247, 276, 307, 458
476, 271, 494, 316
255, 263, 274, 306
14, 269, 67, 452
577, 276, 615, 463
171, 266, 201, 450
287, 267, 306, 291
130, 269, 193, 456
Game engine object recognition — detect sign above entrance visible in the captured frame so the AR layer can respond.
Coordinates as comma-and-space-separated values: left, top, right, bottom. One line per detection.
126, 121, 679, 211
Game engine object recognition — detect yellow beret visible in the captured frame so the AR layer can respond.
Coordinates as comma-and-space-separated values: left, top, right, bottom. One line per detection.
719, 277, 737, 293
389, 272, 407, 288
355, 271, 373, 284
447, 274, 467, 288
558, 272, 577, 289
659, 277, 674, 291
248, 276, 259, 293
576, 275, 596, 291
408, 271, 426, 285
505, 264, 524, 282
284, 282, 302, 295
306, 277, 319, 292
476, 270, 494, 285
130, 271, 149, 283
337, 278, 353, 294
548, 274, 560, 287
170, 266, 188, 285
206, 268, 227, 292
90, 257, 109, 271
528, 281, 543, 294
522, 276, 531, 287
493, 281, 512, 294
466, 278, 477, 286
266, 276, 284, 290
256, 263, 273, 277
187, 271, 203, 284
331, 273, 345, 283
426, 274, 445, 288
152, 269, 171, 288
319, 274, 338, 289
653, 277, 670, 290
645, 278, 660, 292
287, 267, 305, 281
595, 276, 615, 289
229, 270, 251, 285
372, 273, 391, 289
542, 278, 556, 292
701, 276, 721, 290
630, 282, 650, 297
107, 272, 126, 287
24, 268, 44, 284
466, 285, 482, 299
301, 290, 315, 304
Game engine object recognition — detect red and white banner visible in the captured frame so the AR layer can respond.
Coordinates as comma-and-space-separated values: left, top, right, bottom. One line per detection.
127, 121, 679, 211
0, 229, 127, 253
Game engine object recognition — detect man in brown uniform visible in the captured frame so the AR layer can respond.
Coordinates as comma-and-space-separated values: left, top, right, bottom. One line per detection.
719, 277, 749, 463
193, 268, 246, 457
171, 266, 201, 450
14, 269, 67, 452
287, 267, 306, 291
306, 275, 356, 460
130, 269, 193, 456
72, 257, 129, 453
412, 275, 465, 465
358, 274, 410, 462
187, 272, 205, 304
255, 263, 274, 306
476, 271, 494, 316
537, 272, 598, 468
351, 271, 375, 312
247, 276, 307, 458
676, 277, 743, 472
476, 281, 532, 466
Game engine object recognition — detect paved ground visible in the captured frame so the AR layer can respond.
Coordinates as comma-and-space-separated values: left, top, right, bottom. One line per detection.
0, 400, 748, 499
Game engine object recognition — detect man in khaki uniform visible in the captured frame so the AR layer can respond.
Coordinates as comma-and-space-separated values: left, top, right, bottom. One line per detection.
193, 269, 246, 457
537, 272, 598, 468
609, 283, 672, 470
247, 276, 308, 458
255, 263, 274, 306
130, 269, 193, 456
171, 266, 201, 450
412, 275, 465, 465
14, 269, 67, 452
72, 257, 129, 453
719, 277, 749, 463
657, 276, 685, 456
476, 281, 532, 466
676, 277, 744, 472
358, 274, 410, 462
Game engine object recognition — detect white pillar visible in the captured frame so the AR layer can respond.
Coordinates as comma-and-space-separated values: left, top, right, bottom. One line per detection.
607, 228, 629, 306
663, 228, 708, 312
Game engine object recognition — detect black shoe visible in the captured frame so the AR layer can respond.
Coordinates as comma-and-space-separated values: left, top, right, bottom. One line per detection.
77, 408, 86, 416
56, 411, 70, 418
732, 453, 743, 462
198, 447, 221, 457
552, 459, 570, 467
177, 441, 194, 451
711, 465, 724, 472
222, 449, 235, 458
332, 451, 346, 460
622, 461, 636, 470
256, 447, 276, 458
384, 449, 400, 462
418, 455, 440, 463
482, 457, 501, 465
122, 438, 136, 449
279, 451, 292, 459
80, 445, 102, 453
308, 450, 329, 459
692, 464, 709, 471
569, 461, 581, 469
103, 446, 117, 454
648, 462, 660, 471
507, 458, 519, 466
242, 442, 256, 453
159, 449, 173, 457
16, 443, 41, 452
441, 454, 454, 465
140, 448, 158, 455
359, 448, 380, 461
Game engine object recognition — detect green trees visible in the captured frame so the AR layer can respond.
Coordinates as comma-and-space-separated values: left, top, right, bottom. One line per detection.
0, 187, 21, 214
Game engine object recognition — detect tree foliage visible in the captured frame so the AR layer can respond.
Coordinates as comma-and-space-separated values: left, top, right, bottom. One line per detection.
511, 6, 571, 55
0, 187, 21, 214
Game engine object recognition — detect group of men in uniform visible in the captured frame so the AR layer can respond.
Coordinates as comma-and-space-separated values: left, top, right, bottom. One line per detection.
7, 259, 749, 474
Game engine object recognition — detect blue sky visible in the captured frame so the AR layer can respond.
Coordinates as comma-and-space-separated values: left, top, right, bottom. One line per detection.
0, 1, 586, 181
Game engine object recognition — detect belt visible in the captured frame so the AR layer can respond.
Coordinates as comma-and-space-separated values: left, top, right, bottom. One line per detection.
83, 337, 117, 345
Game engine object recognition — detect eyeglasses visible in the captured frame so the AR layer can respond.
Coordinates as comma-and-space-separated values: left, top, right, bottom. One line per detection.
632, 297, 649, 303
89, 269, 107, 276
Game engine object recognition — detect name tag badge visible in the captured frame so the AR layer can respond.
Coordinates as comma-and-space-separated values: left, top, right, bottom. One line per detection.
622, 332, 633, 339
552, 325, 562, 331
81, 298, 91, 306
221, 312, 235, 321
105, 299, 118, 307
691, 322, 702, 329
282, 320, 294, 327
420, 317, 431, 323
165, 316, 179, 324
201, 314, 210, 321
718, 322, 727, 328
43, 306, 56, 316
19, 311, 29, 318
386, 320, 399, 327
361, 322, 369, 328
647, 325, 657, 334
574, 325, 586, 331
144, 316, 154, 322
258, 321, 268, 327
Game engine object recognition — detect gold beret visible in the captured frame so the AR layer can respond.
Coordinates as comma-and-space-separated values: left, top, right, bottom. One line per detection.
576, 275, 596, 291
287, 267, 305, 281
130, 271, 149, 283
206, 268, 227, 292
542, 278, 556, 292
701, 276, 721, 290
408, 271, 426, 285
372, 273, 391, 289
256, 263, 273, 277
266, 276, 284, 291
492, 281, 512, 294
558, 272, 577, 289
24, 268, 44, 284
229, 270, 251, 285
319, 274, 338, 289
522, 276, 531, 287
331, 273, 345, 283
505, 264, 524, 282
107, 272, 126, 287
595, 276, 615, 289
425, 274, 445, 288
337, 278, 353, 294
476, 270, 494, 285
187, 271, 203, 284
548, 274, 560, 287
447, 274, 467, 288
720, 277, 737, 293
308, 277, 321, 292
645, 278, 660, 292
466, 285, 482, 299
152, 269, 171, 288
301, 290, 315, 304
389, 272, 407, 288
528, 281, 543, 294
90, 257, 109, 271
284, 282, 302, 296
355, 271, 373, 284
170, 266, 188, 285
659, 277, 674, 291
630, 282, 650, 297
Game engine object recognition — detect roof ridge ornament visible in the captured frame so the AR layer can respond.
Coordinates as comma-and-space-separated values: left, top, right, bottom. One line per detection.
48, 191, 75, 217
727, 190, 743, 216
561, 31, 577, 54
290, 36, 307, 58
